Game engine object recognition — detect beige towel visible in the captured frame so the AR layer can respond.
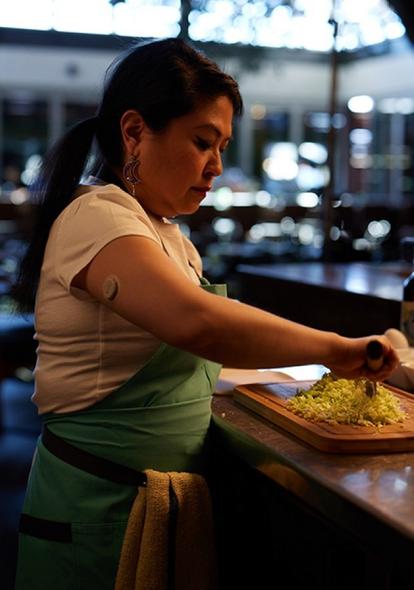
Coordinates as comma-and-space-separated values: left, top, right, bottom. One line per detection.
115, 470, 217, 590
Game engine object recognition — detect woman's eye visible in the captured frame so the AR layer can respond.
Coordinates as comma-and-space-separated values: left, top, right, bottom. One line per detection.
195, 138, 212, 151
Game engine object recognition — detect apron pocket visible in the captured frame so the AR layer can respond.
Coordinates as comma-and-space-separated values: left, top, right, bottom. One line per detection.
72, 521, 128, 590
16, 528, 75, 590
16, 517, 128, 590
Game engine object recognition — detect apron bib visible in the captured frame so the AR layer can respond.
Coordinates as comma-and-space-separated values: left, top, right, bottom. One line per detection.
15, 281, 225, 590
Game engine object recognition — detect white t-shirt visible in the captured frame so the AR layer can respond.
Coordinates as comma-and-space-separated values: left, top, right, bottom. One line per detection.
33, 183, 202, 414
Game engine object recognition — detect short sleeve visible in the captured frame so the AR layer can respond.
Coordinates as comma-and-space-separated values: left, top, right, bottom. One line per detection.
52, 186, 161, 293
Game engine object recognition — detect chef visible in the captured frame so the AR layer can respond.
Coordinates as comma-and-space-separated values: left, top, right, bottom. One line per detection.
13, 38, 398, 590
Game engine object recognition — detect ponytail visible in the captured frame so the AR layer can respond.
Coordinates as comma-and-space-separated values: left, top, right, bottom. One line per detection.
12, 117, 97, 312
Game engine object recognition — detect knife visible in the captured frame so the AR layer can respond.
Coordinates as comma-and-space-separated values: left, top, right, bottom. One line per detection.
365, 340, 384, 398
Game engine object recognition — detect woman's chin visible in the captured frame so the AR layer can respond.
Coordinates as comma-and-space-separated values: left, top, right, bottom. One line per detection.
176, 202, 202, 217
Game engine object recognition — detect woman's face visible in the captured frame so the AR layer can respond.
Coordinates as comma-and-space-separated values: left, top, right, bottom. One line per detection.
136, 95, 234, 218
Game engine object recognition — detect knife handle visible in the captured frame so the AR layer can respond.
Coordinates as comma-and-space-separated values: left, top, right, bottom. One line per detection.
366, 340, 384, 372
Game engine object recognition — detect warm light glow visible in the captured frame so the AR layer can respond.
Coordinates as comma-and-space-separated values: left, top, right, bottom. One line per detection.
212, 217, 236, 237
296, 192, 319, 208
188, 0, 404, 52
298, 223, 316, 245
255, 190, 272, 207
0, 0, 404, 52
347, 95, 375, 114
378, 97, 414, 115
113, 0, 180, 37
212, 187, 233, 211
263, 143, 298, 181
297, 164, 329, 190
349, 128, 373, 145
263, 158, 299, 182
280, 216, 296, 234
0, 0, 52, 30
248, 222, 282, 241
250, 104, 267, 120
10, 188, 30, 204
53, 0, 113, 34
366, 219, 391, 239
0, 0, 181, 37
350, 154, 373, 168
298, 142, 328, 164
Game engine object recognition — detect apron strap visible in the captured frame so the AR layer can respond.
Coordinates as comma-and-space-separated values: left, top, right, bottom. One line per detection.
42, 426, 147, 487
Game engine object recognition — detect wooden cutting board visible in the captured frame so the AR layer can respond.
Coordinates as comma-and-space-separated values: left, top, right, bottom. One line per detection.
233, 380, 414, 453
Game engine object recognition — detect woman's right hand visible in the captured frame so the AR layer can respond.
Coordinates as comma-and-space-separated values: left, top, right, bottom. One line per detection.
326, 334, 399, 381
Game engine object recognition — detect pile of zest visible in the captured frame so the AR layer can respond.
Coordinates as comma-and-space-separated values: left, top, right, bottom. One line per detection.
287, 373, 406, 427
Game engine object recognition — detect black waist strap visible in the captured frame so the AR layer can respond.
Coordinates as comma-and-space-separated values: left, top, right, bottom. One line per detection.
42, 425, 147, 487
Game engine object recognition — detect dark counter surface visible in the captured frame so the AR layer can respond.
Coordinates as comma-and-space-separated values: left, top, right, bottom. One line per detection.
211, 373, 414, 556
237, 261, 410, 302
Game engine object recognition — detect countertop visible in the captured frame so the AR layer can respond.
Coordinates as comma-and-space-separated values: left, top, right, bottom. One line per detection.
212, 368, 414, 559
235, 261, 411, 336
237, 261, 411, 302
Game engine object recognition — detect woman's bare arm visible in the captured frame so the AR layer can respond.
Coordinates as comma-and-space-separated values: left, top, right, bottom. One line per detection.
73, 235, 398, 380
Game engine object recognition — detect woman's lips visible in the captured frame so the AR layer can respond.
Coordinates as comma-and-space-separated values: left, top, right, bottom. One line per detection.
192, 186, 211, 192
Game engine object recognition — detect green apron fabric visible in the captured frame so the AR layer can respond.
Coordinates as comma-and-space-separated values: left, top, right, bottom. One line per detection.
15, 281, 226, 590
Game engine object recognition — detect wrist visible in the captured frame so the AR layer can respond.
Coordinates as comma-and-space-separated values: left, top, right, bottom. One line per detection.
324, 332, 350, 368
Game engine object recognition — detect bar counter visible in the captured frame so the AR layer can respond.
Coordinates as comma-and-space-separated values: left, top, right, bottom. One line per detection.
210, 372, 414, 589
235, 261, 411, 337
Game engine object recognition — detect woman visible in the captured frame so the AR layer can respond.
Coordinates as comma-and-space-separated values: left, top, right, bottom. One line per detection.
13, 38, 397, 589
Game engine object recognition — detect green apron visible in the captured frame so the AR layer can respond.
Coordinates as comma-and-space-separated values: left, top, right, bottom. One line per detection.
15, 281, 226, 590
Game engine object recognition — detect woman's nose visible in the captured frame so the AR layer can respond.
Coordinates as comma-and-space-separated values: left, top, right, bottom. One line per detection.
206, 151, 223, 178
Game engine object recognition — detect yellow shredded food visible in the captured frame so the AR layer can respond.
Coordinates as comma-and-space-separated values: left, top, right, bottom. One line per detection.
286, 373, 406, 427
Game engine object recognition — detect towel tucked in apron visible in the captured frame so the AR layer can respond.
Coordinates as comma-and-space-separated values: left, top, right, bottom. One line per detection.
15, 281, 225, 590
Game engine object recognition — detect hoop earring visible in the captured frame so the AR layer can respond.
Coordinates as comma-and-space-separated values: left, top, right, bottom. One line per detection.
123, 156, 141, 197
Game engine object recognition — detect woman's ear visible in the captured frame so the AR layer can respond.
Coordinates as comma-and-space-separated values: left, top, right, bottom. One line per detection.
120, 110, 145, 154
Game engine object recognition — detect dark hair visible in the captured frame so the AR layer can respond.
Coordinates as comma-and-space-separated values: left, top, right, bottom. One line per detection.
12, 38, 243, 312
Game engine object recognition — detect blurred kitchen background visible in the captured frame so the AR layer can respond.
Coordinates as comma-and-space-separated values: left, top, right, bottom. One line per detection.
1, 0, 414, 301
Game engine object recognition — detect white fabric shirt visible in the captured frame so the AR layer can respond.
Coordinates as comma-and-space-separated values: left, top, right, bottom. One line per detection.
33, 183, 202, 414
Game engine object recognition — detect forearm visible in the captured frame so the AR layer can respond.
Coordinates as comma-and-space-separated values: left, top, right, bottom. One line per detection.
183, 295, 397, 381
184, 296, 344, 369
